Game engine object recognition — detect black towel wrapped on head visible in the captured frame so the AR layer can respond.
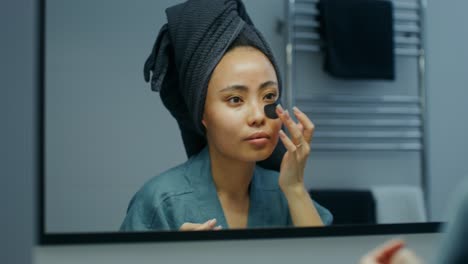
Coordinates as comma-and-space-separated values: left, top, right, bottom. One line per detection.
318, 0, 395, 80
143, 0, 286, 171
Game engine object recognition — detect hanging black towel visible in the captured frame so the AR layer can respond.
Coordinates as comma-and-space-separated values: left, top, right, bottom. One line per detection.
318, 0, 395, 80
309, 189, 376, 225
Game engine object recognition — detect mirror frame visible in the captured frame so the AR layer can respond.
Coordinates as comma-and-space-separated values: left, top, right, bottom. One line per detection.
36, 0, 441, 245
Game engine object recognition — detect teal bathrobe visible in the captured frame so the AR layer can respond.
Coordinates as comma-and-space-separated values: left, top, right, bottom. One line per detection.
120, 147, 333, 231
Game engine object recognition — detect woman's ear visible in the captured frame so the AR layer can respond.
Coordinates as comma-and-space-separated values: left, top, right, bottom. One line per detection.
201, 114, 207, 128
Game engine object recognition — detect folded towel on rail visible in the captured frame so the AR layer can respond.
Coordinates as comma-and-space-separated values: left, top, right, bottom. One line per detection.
371, 185, 427, 223
318, 0, 395, 80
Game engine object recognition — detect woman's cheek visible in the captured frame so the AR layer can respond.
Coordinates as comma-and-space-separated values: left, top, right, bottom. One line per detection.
268, 119, 281, 143
271, 119, 282, 132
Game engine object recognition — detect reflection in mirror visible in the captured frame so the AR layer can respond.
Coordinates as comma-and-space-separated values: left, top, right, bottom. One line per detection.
45, 0, 440, 234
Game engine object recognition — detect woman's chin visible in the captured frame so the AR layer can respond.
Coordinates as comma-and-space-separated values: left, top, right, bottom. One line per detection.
218, 143, 276, 163
246, 146, 276, 162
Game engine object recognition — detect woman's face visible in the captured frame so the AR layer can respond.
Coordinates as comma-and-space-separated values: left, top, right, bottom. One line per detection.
202, 46, 282, 163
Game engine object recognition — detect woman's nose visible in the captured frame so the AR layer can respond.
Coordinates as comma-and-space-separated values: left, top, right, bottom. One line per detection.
247, 102, 266, 127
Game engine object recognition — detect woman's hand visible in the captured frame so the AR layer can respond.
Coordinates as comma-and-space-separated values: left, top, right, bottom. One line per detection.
360, 239, 423, 264
179, 218, 222, 231
276, 105, 313, 193
275, 105, 323, 226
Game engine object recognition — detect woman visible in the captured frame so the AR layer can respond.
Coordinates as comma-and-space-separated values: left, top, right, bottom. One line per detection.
120, 0, 332, 231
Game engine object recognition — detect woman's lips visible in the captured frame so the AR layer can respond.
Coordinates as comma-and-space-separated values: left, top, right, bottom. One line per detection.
246, 137, 269, 147
245, 132, 270, 147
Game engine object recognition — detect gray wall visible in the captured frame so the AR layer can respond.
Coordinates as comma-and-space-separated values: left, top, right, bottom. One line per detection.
44, 0, 187, 233
1, 0, 37, 263
425, 0, 468, 221
1, 0, 468, 263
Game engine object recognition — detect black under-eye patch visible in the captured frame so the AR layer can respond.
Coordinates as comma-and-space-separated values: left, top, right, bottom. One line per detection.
264, 102, 279, 119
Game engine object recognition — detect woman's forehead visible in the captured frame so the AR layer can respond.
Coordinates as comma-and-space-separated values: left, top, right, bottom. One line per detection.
209, 48, 278, 90
217, 81, 279, 94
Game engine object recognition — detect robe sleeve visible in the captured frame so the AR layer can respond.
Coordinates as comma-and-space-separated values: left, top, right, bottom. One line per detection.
285, 199, 334, 226
314, 200, 334, 226
119, 189, 171, 231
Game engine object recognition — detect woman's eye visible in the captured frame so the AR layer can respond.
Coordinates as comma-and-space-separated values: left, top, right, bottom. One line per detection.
264, 93, 277, 101
228, 96, 242, 104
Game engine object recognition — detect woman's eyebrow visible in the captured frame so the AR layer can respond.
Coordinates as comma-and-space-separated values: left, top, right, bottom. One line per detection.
259, 80, 278, 90
219, 84, 248, 93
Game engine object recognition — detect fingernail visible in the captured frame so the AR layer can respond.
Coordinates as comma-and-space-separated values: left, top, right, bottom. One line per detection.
279, 129, 285, 137
284, 110, 290, 119
209, 218, 216, 225
293, 106, 300, 113
276, 104, 284, 113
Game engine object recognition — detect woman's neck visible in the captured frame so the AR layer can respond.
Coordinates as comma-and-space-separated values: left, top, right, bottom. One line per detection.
208, 145, 255, 200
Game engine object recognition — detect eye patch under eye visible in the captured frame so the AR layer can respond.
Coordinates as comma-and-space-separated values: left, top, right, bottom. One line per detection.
264, 102, 279, 119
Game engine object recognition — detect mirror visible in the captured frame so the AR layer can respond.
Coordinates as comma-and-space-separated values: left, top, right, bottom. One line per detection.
43, 0, 442, 239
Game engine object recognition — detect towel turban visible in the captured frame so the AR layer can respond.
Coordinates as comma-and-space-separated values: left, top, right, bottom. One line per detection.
143, 0, 285, 171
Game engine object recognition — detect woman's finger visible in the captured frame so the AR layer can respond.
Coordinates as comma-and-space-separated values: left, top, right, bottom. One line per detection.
279, 129, 299, 153
376, 241, 405, 263
360, 239, 405, 264
292, 106, 315, 144
370, 239, 405, 262
195, 218, 217, 230
391, 248, 423, 264
179, 218, 218, 231
276, 105, 304, 146
179, 222, 198, 231
297, 122, 304, 135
